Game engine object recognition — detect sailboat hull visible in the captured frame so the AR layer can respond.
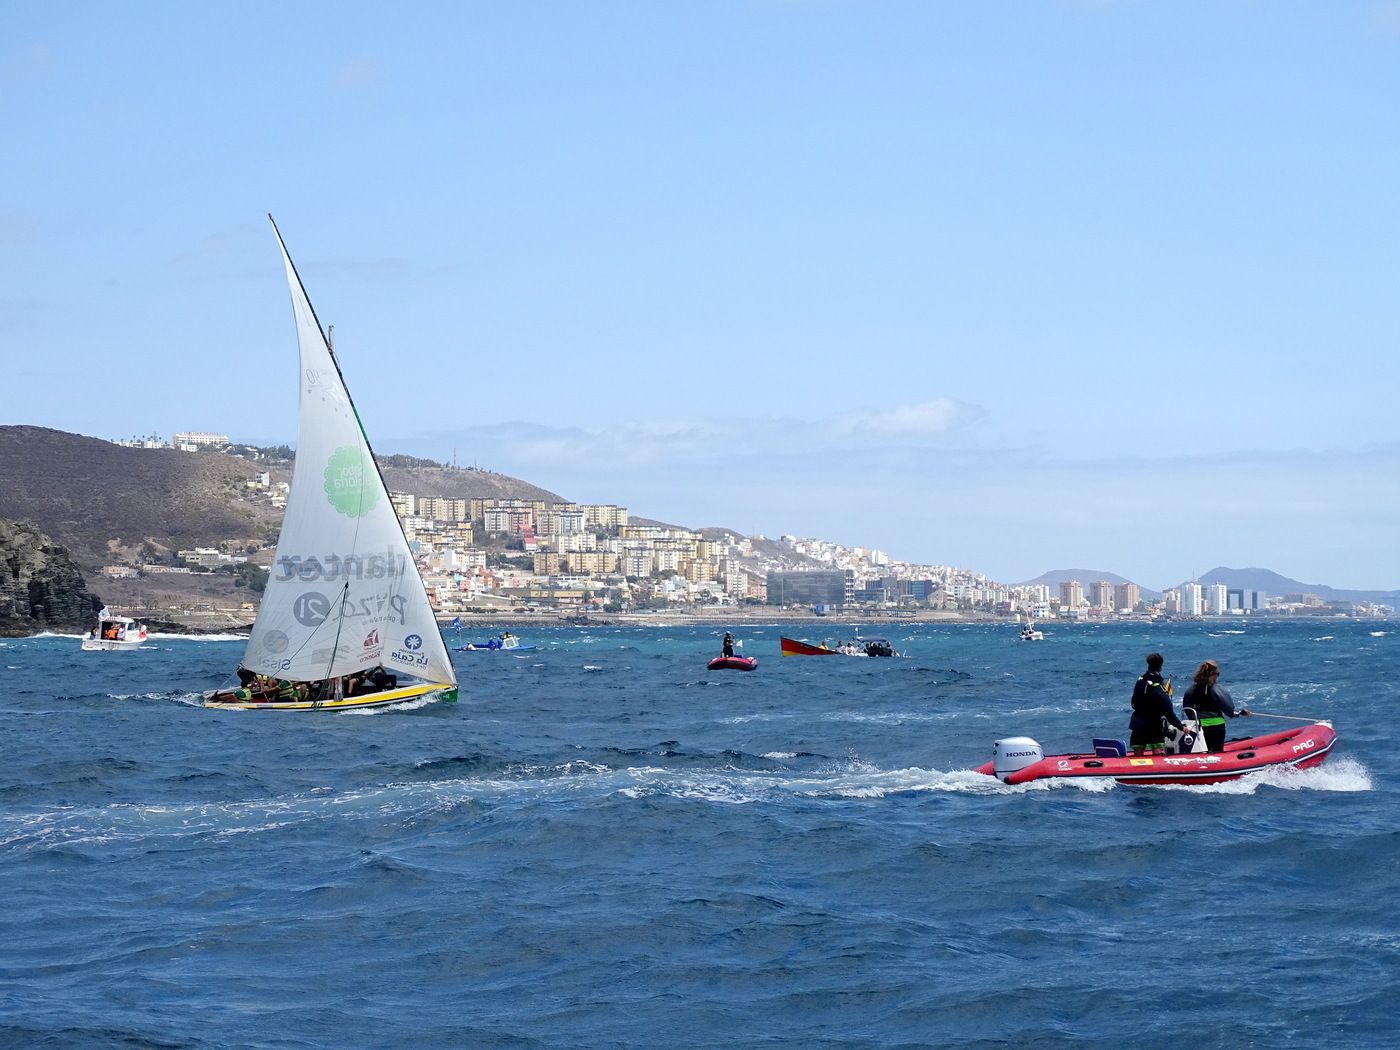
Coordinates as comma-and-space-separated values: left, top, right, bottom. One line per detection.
203, 681, 457, 711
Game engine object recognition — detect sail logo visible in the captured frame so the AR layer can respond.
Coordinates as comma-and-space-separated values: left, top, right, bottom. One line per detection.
404, 634, 423, 651
293, 592, 332, 627
275, 548, 405, 582
363, 629, 380, 648
324, 445, 380, 517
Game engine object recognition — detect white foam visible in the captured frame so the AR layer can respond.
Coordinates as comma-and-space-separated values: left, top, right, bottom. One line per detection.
3, 748, 1371, 855
1142, 756, 1372, 795
1370, 631, 1388, 637
147, 632, 249, 643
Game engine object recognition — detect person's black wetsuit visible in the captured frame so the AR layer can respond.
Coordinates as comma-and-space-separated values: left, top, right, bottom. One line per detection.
1182, 681, 1240, 753
1129, 671, 1184, 751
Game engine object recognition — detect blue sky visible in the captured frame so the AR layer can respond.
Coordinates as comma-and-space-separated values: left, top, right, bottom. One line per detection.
4, 1, 1399, 590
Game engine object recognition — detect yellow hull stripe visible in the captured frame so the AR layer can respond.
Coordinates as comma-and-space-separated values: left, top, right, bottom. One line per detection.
204, 682, 457, 711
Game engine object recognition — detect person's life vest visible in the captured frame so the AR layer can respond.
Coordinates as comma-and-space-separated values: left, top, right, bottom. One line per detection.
276, 680, 298, 702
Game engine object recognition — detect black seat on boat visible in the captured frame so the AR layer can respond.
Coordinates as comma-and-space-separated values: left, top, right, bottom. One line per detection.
1093, 738, 1127, 758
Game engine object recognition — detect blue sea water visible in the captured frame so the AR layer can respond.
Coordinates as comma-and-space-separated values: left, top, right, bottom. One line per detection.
0, 619, 1392, 1049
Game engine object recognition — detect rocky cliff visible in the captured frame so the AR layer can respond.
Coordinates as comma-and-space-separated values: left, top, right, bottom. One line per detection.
0, 520, 103, 636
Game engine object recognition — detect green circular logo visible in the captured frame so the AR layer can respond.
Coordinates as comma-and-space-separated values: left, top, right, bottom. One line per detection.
323, 445, 379, 517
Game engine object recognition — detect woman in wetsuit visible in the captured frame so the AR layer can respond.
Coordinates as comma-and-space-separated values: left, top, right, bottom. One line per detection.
1181, 659, 1250, 753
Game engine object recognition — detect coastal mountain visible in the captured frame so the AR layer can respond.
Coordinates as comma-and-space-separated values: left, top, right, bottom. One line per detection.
1190, 567, 1399, 606
376, 463, 564, 504
0, 426, 275, 566
0, 519, 102, 636
0, 426, 565, 569
1019, 569, 1161, 600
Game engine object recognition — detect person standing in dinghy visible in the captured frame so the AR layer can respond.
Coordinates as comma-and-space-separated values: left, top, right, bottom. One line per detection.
1129, 652, 1186, 754
1181, 659, 1250, 753
721, 632, 735, 658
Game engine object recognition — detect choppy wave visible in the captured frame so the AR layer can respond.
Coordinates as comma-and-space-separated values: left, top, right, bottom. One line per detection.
2, 618, 1394, 1047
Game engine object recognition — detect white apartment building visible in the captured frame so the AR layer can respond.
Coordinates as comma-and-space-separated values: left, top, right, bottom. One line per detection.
554, 509, 586, 535
173, 431, 229, 448
1180, 582, 1204, 616
1205, 583, 1229, 615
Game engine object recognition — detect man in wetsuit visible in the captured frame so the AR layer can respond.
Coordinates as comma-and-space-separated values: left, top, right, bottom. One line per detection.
1129, 652, 1186, 754
721, 632, 735, 658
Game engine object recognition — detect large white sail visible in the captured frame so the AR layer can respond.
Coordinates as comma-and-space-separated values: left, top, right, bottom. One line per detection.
241, 219, 456, 689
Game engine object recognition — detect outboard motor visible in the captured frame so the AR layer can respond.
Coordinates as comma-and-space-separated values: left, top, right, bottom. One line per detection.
992, 737, 1043, 782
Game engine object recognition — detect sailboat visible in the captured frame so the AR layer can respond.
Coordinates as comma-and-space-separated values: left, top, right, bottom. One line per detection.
205, 217, 458, 711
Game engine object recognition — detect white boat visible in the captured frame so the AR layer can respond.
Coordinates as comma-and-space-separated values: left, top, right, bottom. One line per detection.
81, 609, 148, 652
1019, 620, 1044, 641
205, 217, 458, 712
456, 632, 535, 652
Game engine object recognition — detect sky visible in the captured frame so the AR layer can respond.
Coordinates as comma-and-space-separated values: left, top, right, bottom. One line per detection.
4, 1, 1399, 591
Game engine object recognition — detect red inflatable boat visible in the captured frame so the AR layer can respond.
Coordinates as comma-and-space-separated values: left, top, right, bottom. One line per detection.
977, 721, 1336, 786
708, 655, 757, 671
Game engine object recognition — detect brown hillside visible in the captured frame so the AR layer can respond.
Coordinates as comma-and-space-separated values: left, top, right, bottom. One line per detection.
0, 426, 276, 566
376, 464, 566, 503
0, 427, 569, 572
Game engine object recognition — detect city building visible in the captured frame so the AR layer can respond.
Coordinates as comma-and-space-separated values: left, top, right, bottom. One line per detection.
1059, 580, 1084, 611
172, 431, 230, 448
765, 570, 854, 608
1227, 588, 1267, 612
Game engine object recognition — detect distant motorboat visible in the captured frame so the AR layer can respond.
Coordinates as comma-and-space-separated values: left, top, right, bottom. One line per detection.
456, 633, 535, 653
780, 636, 899, 658
81, 612, 148, 652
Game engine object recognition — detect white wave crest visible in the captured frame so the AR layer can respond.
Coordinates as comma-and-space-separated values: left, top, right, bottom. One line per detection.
1143, 755, 1373, 795
147, 632, 249, 643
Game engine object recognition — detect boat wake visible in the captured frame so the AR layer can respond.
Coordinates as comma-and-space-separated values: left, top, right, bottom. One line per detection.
1143, 755, 1372, 794
109, 691, 207, 707
1, 751, 1373, 856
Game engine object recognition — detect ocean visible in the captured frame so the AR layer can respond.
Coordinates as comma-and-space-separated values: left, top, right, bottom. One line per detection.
0, 619, 1391, 1049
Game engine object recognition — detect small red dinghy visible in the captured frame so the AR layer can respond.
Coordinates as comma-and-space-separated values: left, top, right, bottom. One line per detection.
708, 656, 757, 671
977, 721, 1336, 786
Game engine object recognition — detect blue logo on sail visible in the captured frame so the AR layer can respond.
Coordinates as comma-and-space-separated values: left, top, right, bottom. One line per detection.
404, 634, 423, 651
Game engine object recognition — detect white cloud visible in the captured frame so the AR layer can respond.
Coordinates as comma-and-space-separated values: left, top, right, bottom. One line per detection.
2, 42, 51, 84
335, 58, 382, 91
1375, 1, 1400, 37
837, 398, 982, 436
424, 398, 983, 468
